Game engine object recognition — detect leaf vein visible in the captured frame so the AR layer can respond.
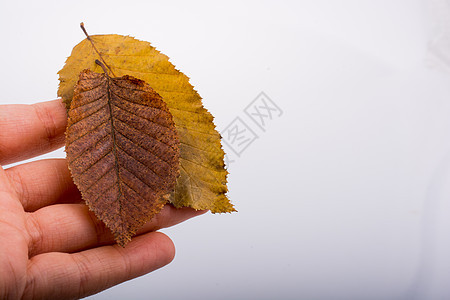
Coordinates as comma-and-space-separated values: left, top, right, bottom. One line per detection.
113, 103, 172, 132
84, 164, 115, 192
68, 133, 111, 165
66, 118, 110, 147
115, 143, 165, 182
87, 181, 117, 205
108, 86, 162, 111
180, 156, 226, 181
180, 141, 219, 155
114, 130, 171, 167
169, 106, 211, 117
67, 102, 108, 128
113, 117, 176, 150
120, 163, 156, 194
79, 148, 112, 176
111, 65, 179, 77
71, 91, 107, 110
175, 124, 218, 137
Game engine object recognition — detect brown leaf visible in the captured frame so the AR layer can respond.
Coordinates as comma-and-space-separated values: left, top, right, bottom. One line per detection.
65, 69, 180, 247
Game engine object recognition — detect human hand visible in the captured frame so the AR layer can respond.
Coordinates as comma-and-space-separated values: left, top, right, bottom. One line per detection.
0, 99, 206, 300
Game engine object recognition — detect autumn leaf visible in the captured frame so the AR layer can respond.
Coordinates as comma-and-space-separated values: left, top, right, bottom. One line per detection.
59, 29, 235, 213
65, 65, 180, 246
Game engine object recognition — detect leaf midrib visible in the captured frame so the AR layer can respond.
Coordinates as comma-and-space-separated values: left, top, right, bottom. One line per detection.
105, 75, 125, 230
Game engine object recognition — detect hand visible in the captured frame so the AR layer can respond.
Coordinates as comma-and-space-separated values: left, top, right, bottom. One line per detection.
0, 99, 205, 300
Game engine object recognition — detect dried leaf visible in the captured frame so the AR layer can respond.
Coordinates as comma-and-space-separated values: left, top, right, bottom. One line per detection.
65, 68, 180, 246
59, 34, 235, 213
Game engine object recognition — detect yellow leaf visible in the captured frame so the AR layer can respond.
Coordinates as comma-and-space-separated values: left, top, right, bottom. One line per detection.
58, 34, 235, 213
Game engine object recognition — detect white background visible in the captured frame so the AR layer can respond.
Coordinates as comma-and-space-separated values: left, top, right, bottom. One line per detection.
1, 0, 450, 299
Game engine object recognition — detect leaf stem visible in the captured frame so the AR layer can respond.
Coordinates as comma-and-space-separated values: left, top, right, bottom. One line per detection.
80, 22, 116, 77
95, 59, 110, 78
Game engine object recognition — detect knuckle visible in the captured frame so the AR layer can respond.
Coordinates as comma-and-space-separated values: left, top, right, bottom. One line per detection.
25, 213, 45, 256
86, 210, 111, 244
5, 168, 28, 208
32, 102, 64, 145
71, 253, 91, 297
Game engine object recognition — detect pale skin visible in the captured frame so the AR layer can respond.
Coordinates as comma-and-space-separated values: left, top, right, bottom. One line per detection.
0, 99, 206, 300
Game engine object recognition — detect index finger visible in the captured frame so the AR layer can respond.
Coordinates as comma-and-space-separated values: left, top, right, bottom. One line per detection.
0, 99, 67, 165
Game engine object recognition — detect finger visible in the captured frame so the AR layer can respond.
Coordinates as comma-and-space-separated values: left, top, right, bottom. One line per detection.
0, 163, 28, 226
23, 232, 174, 300
6, 159, 81, 212
27, 203, 206, 256
0, 99, 67, 165
0, 164, 30, 299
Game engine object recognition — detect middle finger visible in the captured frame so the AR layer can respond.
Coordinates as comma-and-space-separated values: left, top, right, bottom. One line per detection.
26, 204, 206, 256
6, 158, 81, 211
